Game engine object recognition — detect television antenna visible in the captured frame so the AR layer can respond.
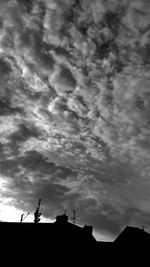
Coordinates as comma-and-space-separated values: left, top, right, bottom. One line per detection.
20, 212, 30, 223
71, 209, 77, 224
34, 198, 42, 223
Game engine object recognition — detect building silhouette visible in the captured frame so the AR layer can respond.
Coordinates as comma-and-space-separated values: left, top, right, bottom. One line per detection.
0, 212, 150, 265
0, 212, 97, 265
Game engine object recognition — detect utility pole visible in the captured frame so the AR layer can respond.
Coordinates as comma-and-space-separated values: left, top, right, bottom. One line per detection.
34, 198, 42, 223
71, 209, 77, 224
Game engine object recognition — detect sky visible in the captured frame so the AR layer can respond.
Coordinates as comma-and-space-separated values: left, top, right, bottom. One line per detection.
0, 0, 150, 242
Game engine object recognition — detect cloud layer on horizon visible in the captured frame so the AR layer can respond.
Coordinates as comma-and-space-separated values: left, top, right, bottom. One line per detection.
0, 0, 150, 240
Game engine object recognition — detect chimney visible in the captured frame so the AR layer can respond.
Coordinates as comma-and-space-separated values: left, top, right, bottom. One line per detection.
55, 213, 68, 224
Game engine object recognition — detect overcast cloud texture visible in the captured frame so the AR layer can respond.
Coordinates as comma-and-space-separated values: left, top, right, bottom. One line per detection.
0, 0, 150, 241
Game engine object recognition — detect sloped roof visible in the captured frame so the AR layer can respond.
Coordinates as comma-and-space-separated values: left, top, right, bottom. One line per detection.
114, 226, 150, 245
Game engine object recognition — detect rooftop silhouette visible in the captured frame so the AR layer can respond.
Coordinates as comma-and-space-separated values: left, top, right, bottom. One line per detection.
0, 201, 150, 265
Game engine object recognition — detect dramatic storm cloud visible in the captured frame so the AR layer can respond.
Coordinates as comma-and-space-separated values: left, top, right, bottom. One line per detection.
1, 0, 150, 240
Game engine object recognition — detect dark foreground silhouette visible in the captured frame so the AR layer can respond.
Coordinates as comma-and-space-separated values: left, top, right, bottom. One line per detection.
0, 213, 150, 266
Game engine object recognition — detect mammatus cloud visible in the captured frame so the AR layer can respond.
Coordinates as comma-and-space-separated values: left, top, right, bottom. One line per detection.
0, 0, 150, 240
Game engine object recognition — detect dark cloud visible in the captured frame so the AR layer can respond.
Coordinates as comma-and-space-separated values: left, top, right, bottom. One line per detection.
52, 66, 76, 94
0, 100, 21, 116
16, 0, 34, 13
0, 57, 11, 77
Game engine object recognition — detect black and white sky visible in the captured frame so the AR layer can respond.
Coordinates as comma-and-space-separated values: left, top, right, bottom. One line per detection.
0, 0, 150, 241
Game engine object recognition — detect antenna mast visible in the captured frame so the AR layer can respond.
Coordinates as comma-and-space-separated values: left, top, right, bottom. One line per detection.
20, 212, 30, 223
34, 198, 42, 223
71, 209, 77, 224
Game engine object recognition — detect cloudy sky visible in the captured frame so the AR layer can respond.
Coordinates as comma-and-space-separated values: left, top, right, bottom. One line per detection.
0, 0, 150, 241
